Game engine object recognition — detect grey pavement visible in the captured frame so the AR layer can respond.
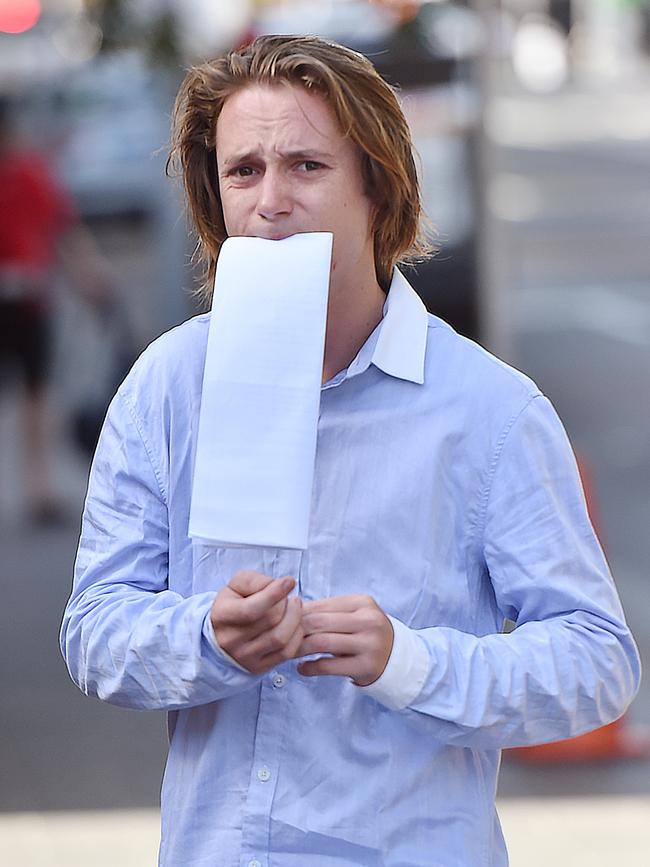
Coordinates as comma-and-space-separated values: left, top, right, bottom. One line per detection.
2, 797, 650, 867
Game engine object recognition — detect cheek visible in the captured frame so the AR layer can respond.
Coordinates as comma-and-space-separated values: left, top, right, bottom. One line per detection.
334, 198, 373, 247
220, 191, 244, 234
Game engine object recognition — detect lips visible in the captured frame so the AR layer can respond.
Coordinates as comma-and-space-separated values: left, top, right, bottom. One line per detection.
256, 231, 296, 241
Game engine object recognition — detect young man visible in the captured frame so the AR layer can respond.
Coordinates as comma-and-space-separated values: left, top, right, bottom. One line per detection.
61, 36, 640, 866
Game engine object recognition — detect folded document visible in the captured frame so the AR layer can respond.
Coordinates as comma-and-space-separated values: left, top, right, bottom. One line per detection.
188, 232, 333, 550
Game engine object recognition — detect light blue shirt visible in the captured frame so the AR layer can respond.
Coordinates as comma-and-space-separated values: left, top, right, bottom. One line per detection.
61, 270, 640, 867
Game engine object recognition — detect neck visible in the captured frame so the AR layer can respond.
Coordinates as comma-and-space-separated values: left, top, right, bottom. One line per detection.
321, 271, 386, 385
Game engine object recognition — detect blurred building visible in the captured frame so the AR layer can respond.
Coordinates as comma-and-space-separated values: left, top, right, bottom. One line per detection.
501, 0, 650, 78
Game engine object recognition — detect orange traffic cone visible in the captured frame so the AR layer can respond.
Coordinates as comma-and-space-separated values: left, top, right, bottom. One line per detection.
509, 719, 650, 764
508, 452, 650, 764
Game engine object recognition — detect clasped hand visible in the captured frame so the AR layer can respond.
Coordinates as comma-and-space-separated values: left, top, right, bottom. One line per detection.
210, 571, 394, 686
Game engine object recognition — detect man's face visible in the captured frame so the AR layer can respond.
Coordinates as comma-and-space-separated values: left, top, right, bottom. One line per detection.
215, 83, 377, 287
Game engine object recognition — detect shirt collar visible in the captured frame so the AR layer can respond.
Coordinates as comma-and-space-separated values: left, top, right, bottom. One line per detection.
322, 268, 429, 389
372, 268, 429, 385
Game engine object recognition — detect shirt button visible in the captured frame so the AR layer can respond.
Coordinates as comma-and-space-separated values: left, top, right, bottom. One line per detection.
271, 673, 286, 689
248, 860, 261, 867
257, 766, 271, 782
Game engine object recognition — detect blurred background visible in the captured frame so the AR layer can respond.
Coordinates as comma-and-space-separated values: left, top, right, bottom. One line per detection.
1, 1, 649, 864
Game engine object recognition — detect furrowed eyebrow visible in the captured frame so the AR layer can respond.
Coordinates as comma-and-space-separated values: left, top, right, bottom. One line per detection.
221, 151, 257, 169
221, 149, 335, 168
282, 149, 334, 162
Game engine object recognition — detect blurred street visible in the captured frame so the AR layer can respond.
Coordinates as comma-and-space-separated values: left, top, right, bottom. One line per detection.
1, 1, 650, 864
494, 70, 650, 797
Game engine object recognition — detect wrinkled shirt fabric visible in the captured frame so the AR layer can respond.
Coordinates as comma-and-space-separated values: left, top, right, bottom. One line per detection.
61, 270, 640, 867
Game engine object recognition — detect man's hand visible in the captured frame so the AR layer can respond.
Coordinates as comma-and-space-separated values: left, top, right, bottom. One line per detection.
210, 570, 303, 674
297, 595, 394, 686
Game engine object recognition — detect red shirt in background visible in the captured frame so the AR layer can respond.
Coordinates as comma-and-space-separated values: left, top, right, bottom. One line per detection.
0, 150, 76, 273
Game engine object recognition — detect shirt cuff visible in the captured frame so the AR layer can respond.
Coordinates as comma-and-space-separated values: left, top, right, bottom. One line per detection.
202, 610, 253, 675
355, 615, 429, 710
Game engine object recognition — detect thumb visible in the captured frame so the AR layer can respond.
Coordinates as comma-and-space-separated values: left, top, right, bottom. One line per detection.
228, 569, 276, 598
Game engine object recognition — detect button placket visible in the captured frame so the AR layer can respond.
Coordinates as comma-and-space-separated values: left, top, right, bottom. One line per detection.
239, 672, 289, 860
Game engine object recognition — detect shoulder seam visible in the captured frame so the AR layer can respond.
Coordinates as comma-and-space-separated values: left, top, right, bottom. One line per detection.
118, 388, 169, 508
475, 393, 544, 551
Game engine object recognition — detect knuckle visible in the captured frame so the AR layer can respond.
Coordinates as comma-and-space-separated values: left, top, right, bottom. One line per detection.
247, 660, 264, 674
288, 608, 303, 633
238, 602, 260, 625
231, 569, 248, 581
281, 628, 303, 660
268, 605, 285, 629
237, 611, 255, 628
216, 630, 235, 654
230, 569, 253, 588
210, 592, 230, 621
314, 635, 332, 654
244, 651, 272, 674
267, 625, 287, 653
359, 609, 377, 629
219, 639, 233, 657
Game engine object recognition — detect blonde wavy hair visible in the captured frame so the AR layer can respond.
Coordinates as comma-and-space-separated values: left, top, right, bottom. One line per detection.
167, 34, 435, 306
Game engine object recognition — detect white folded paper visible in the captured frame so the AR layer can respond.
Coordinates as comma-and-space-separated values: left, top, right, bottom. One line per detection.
188, 232, 333, 550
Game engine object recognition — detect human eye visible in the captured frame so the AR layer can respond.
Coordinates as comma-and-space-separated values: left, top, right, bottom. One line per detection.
298, 160, 325, 172
232, 165, 256, 178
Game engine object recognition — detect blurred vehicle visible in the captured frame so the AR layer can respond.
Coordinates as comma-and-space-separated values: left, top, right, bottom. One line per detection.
20, 51, 169, 218
251, 0, 484, 340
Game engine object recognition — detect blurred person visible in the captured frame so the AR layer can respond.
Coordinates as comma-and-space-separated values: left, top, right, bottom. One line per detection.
0, 96, 113, 524
60, 36, 640, 867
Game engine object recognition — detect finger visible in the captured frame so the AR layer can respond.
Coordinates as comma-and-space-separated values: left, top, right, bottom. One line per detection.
297, 656, 355, 678
233, 577, 296, 625
228, 570, 276, 597
302, 594, 375, 615
301, 611, 360, 636
261, 616, 305, 669
284, 619, 306, 660
220, 594, 290, 643
242, 596, 303, 661
298, 632, 360, 657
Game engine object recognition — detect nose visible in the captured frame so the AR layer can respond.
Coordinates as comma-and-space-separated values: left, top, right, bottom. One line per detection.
257, 168, 293, 221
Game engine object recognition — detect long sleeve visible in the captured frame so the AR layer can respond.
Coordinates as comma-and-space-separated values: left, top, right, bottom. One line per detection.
392, 395, 641, 748
60, 387, 261, 711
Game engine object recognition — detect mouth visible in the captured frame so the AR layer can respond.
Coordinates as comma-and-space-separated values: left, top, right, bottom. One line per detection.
255, 231, 296, 241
